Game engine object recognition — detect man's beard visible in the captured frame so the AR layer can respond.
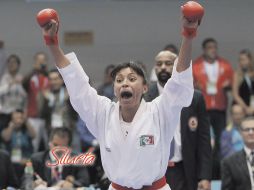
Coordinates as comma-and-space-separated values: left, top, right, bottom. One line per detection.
157, 71, 171, 84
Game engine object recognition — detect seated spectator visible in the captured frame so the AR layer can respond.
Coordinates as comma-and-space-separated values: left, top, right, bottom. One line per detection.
0, 149, 19, 189
38, 69, 77, 131
23, 127, 90, 188
97, 64, 115, 100
1, 109, 35, 161
1, 109, 35, 180
221, 104, 245, 159
221, 116, 254, 190
0, 54, 27, 131
233, 49, 254, 116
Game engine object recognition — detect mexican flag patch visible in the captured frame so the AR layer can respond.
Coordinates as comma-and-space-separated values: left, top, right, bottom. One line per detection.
140, 135, 154, 146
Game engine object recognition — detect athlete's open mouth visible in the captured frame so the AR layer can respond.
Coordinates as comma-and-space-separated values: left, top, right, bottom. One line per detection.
120, 91, 133, 99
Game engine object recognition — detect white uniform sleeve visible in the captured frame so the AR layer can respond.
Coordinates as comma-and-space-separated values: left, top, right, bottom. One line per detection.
162, 59, 194, 108
154, 59, 194, 139
57, 52, 111, 139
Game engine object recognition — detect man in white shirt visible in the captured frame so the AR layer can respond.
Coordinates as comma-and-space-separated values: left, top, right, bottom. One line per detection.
24, 127, 90, 188
193, 38, 234, 179
145, 51, 212, 190
222, 116, 254, 190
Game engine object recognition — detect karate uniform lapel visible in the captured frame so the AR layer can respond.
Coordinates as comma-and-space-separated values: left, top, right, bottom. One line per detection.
120, 99, 147, 141
114, 100, 147, 178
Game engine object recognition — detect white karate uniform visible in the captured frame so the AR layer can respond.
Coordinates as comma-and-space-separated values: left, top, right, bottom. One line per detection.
58, 52, 194, 189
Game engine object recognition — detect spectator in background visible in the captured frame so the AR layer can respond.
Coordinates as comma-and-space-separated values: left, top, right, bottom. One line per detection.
39, 69, 79, 153
221, 104, 245, 159
0, 54, 27, 131
233, 49, 254, 116
0, 40, 7, 80
150, 44, 178, 82
25, 127, 90, 188
0, 149, 19, 189
1, 109, 35, 181
221, 116, 254, 190
39, 69, 77, 131
145, 50, 212, 190
23, 52, 49, 152
97, 64, 115, 100
193, 38, 234, 179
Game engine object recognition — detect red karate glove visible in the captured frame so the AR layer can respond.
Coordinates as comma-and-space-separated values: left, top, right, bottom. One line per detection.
181, 1, 204, 38
36, 8, 59, 45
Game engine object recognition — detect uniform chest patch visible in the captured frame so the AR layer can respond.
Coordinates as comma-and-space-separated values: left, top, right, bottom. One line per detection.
140, 135, 154, 146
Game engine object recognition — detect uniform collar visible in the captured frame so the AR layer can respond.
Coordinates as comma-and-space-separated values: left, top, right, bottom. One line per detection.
118, 98, 146, 124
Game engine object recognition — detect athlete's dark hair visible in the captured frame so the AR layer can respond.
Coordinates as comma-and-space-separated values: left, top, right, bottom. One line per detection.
111, 61, 147, 85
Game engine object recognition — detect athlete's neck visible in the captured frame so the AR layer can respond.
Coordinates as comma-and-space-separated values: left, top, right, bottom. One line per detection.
121, 104, 139, 123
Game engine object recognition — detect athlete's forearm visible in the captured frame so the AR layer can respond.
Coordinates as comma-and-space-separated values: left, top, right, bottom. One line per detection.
48, 45, 70, 68
176, 37, 192, 72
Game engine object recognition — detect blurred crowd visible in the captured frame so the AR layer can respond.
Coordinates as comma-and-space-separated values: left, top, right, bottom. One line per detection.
0, 37, 254, 190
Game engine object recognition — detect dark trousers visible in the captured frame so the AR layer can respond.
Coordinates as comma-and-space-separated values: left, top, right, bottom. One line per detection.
208, 110, 226, 180
166, 162, 188, 190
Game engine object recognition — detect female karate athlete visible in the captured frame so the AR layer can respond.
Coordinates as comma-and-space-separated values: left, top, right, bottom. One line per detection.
37, 2, 203, 189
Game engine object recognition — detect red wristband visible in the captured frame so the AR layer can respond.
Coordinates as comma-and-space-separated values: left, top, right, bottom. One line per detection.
182, 27, 197, 39
43, 35, 58, 46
